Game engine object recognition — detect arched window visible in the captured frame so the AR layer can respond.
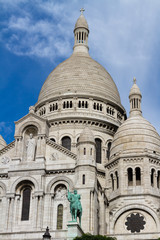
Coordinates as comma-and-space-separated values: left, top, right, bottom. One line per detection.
90, 148, 92, 155
157, 171, 160, 188
95, 138, 102, 163
21, 187, 31, 221
82, 174, 85, 185
78, 101, 81, 108
111, 174, 114, 191
107, 142, 112, 160
115, 171, 119, 189
84, 148, 86, 155
135, 167, 141, 185
151, 169, 155, 187
57, 204, 63, 229
63, 102, 66, 109
62, 136, 71, 150
128, 168, 133, 186
50, 138, 56, 142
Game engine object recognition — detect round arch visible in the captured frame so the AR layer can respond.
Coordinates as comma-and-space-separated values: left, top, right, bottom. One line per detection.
10, 176, 39, 193
0, 181, 7, 195
18, 121, 41, 136
46, 176, 74, 193
113, 204, 159, 231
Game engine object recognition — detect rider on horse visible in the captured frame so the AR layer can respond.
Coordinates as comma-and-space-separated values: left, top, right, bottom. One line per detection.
67, 188, 82, 226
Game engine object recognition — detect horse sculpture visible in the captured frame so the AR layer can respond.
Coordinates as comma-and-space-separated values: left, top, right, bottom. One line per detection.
67, 188, 82, 226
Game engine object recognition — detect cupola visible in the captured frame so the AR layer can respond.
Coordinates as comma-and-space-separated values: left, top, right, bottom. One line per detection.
129, 77, 142, 117
73, 8, 89, 54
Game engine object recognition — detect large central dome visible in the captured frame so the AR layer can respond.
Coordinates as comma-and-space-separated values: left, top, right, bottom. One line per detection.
37, 52, 121, 106
37, 12, 122, 109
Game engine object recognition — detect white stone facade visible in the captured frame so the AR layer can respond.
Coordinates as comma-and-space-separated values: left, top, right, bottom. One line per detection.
0, 12, 160, 240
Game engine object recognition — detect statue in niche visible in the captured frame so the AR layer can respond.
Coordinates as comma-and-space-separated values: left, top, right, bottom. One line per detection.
26, 133, 36, 161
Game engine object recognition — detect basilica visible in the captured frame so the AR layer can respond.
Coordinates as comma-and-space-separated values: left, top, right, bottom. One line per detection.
0, 11, 160, 240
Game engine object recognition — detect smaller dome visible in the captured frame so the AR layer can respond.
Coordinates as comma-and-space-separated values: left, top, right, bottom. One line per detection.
110, 77, 160, 157
74, 14, 89, 31
79, 127, 95, 144
0, 135, 7, 150
129, 77, 141, 97
110, 115, 160, 157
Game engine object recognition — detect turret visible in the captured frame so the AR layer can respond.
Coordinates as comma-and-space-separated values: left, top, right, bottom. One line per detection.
73, 8, 89, 54
75, 127, 98, 234
76, 126, 96, 166
129, 77, 142, 117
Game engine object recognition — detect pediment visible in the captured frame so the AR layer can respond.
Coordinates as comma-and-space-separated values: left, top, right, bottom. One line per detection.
14, 113, 49, 137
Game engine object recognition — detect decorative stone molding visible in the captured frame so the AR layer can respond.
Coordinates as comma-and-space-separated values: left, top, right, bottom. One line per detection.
0, 174, 8, 179
0, 141, 15, 156
49, 118, 117, 134
47, 169, 75, 175
149, 158, 160, 165
106, 159, 119, 169
123, 157, 143, 163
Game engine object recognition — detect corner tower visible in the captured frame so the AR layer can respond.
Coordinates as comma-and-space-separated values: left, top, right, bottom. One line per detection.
105, 78, 160, 239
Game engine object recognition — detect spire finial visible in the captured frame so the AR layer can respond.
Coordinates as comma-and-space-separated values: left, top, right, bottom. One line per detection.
133, 77, 136, 84
80, 8, 85, 15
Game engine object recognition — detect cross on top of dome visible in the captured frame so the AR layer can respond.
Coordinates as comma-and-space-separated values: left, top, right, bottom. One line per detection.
80, 8, 85, 15
133, 77, 136, 84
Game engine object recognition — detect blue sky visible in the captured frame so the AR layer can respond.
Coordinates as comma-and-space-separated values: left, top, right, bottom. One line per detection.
1, 0, 160, 144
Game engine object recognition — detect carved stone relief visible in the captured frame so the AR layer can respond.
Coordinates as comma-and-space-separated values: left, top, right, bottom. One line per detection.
50, 152, 59, 161
54, 185, 67, 200
1, 156, 10, 164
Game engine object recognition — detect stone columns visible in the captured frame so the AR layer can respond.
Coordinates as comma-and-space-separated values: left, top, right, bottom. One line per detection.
33, 192, 44, 229
5, 195, 15, 231
133, 172, 136, 187
43, 193, 51, 228
33, 195, 38, 229
14, 137, 23, 159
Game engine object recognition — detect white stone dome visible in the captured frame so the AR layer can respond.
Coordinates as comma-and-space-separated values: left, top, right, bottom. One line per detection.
37, 52, 122, 107
37, 12, 123, 109
110, 112, 160, 157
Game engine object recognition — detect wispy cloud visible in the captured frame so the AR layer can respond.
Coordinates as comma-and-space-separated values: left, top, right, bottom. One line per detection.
0, 0, 73, 61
